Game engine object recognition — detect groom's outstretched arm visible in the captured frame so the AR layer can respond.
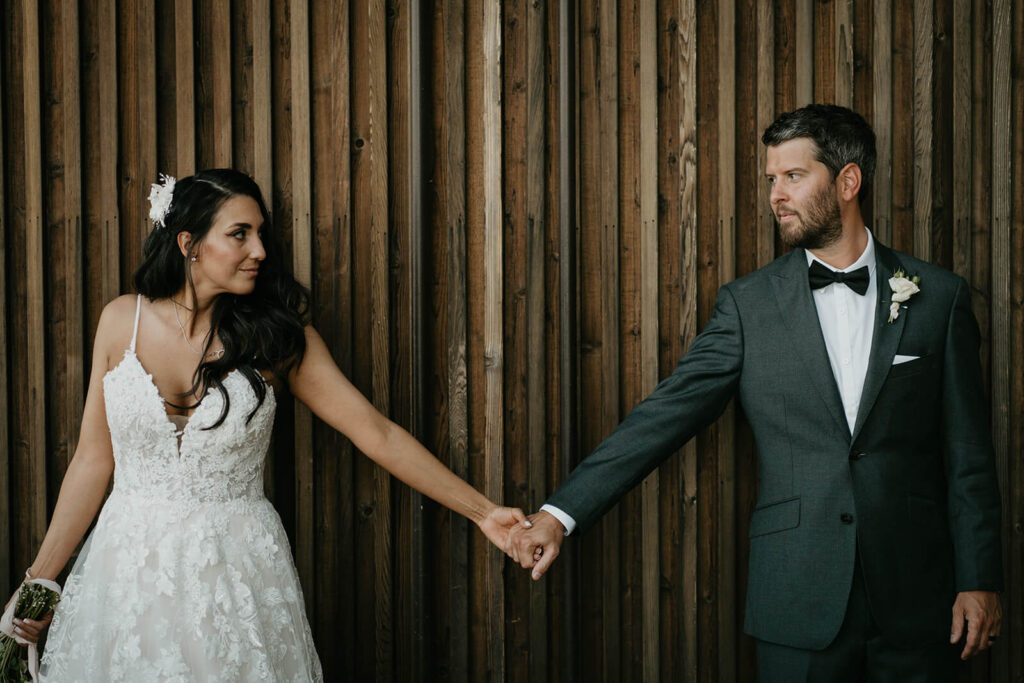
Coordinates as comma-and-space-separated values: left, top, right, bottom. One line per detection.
512, 285, 745, 577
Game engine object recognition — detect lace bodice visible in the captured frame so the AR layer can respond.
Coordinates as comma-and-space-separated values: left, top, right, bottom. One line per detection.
102, 350, 275, 506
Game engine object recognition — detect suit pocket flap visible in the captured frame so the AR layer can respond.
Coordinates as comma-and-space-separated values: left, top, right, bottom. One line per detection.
749, 497, 800, 538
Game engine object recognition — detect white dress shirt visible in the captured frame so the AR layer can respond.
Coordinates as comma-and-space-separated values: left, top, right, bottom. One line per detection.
542, 227, 879, 536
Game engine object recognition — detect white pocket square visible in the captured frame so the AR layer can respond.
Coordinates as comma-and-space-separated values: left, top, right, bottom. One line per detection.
893, 354, 919, 365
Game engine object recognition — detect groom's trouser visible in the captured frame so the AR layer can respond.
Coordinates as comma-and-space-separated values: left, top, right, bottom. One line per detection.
756, 559, 959, 682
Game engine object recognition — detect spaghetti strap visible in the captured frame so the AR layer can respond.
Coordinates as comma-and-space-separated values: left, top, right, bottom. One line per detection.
130, 294, 142, 352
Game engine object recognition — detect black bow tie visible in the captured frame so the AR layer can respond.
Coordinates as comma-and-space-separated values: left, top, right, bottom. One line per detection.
808, 260, 870, 296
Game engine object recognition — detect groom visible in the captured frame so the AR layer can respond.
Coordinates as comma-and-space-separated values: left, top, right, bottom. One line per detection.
509, 105, 1003, 680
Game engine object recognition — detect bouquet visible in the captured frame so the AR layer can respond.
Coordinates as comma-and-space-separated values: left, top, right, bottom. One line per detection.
0, 579, 61, 683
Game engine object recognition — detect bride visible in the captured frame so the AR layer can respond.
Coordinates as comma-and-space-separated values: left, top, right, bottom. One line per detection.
5, 169, 525, 681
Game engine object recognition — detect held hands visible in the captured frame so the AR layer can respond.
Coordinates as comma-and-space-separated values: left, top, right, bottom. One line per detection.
477, 505, 531, 559
950, 590, 1001, 660
507, 511, 566, 580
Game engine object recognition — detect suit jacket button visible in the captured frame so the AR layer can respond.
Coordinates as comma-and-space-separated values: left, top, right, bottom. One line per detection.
840, 512, 854, 524
850, 451, 866, 461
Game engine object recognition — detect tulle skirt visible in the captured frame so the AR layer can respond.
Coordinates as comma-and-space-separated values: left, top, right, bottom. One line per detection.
40, 490, 323, 683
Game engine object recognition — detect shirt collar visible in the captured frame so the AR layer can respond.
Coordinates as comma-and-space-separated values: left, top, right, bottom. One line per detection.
804, 226, 876, 275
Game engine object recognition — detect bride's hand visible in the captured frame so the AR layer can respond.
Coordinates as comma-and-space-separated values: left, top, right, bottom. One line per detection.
477, 505, 530, 557
3, 590, 54, 646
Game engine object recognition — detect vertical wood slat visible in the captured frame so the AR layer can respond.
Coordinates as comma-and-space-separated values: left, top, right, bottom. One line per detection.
0, 10, 9, 592
556, 3, 579, 680
795, 0, 813, 106
99, 0, 119, 302
212, 0, 231, 166
500, 0, 530, 674
1008, 6, 1024, 678
391, 0, 424, 677
912, 0, 932, 261
834, 0, 853, 107
22, 0, 48, 558
756, 0, 774, 269
525, 0, 548, 679
597, 0, 622, 675
364, 1, 393, 677
481, 2, 504, 680
575, 1, 603, 672
118, 0, 147, 280
61, 0, 84, 468
289, 0, 315, 622
435, 0, 470, 678
716, 1, 737, 679
677, 1, 700, 678
872, 0, 892, 247
989, 0, 1011, 677
307, 0, 346, 676
138, 0, 156, 269
252, 0, 271, 196
951, 0, 971, 277
639, 0, 659, 678
175, 0, 195, 176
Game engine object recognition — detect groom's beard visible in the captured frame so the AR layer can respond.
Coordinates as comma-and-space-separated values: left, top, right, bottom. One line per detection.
776, 182, 843, 251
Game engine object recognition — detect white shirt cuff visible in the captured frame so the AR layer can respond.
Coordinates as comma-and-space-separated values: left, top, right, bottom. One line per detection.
539, 504, 576, 536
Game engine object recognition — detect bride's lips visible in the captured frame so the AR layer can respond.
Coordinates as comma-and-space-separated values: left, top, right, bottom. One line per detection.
240, 267, 260, 277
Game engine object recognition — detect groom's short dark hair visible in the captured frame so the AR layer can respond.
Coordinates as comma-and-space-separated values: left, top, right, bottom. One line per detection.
762, 104, 877, 203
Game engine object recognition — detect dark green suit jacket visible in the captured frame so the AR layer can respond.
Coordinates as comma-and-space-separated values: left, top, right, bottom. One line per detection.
547, 242, 1003, 650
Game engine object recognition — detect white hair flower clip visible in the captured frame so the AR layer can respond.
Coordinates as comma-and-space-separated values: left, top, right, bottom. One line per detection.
148, 173, 176, 228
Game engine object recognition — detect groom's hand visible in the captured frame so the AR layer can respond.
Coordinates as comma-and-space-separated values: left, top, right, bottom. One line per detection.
950, 590, 1001, 659
509, 511, 565, 580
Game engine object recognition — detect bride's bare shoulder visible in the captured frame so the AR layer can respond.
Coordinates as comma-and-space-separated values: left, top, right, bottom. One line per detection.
94, 294, 144, 368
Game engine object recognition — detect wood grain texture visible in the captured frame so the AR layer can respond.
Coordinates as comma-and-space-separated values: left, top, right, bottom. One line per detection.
716, 0, 737, 678
387, 1, 424, 680
22, 0, 48, 557
639, 0, 659, 678
174, 0, 195, 176
0, 4, 9, 593
481, 2, 504, 679
525, 0, 549, 679
912, 0, 932, 261
756, 0, 775, 270
99, 0, 119, 303
677, 3, 700, 679
555, 4, 580, 680
834, 0, 853, 107
989, 1, 1011, 676
872, 0, 893, 247
289, 0, 315, 626
795, 0, 813, 106
1007, 5, 1024, 677
952, 0, 971, 278
252, 0, 271, 196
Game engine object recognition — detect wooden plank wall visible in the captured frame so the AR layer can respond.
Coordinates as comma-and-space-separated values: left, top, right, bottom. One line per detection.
2, 1, 1021, 680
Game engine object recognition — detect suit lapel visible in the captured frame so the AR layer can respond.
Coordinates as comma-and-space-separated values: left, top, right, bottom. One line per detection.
850, 242, 907, 441
769, 250, 850, 438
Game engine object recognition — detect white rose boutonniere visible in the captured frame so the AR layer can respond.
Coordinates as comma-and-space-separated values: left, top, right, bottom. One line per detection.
888, 269, 921, 322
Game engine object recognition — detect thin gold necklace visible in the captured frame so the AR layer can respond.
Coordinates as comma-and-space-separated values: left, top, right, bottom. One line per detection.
172, 300, 225, 359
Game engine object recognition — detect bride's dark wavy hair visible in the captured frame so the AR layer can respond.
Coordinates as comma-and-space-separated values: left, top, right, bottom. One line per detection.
133, 169, 310, 428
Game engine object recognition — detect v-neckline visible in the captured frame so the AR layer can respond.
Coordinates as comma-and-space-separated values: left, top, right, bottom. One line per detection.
110, 349, 238, 454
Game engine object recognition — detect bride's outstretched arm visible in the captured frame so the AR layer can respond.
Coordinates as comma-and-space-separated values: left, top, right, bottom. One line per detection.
288, 326, 527, 554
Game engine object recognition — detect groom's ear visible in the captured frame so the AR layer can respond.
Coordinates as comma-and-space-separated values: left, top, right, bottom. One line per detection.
836, 162, 863, 202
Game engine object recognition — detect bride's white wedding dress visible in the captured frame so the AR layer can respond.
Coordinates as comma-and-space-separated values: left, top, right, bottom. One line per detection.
41, 296, 323, 682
